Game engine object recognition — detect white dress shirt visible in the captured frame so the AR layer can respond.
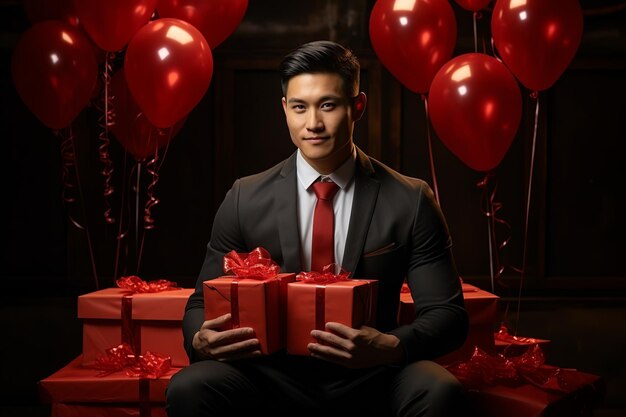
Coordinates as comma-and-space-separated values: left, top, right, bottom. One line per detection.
296, 148, 356, 272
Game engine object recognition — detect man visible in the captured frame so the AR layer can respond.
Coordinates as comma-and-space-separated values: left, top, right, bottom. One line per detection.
166, 40, 469, 417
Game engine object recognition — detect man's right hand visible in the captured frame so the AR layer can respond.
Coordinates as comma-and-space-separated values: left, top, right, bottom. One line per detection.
192, 313, 262, 361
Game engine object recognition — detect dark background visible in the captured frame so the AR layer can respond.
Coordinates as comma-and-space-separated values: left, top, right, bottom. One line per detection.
1, 0, 625, 416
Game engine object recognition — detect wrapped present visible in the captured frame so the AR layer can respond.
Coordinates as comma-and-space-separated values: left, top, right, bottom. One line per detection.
52, 403, 167, 417
78, 280, 193, 367
39, 355, 181, 406
203, 247, 295, 354
399, 282, 499, 364
449, 345, 605, 417
286, 267, 378, 356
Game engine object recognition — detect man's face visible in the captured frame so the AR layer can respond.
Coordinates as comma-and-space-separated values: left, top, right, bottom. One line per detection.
282, 73, 363, 174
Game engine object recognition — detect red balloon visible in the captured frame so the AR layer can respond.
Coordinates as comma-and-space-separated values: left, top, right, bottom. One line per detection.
22, 0, 78, 26
110, 68, 185, 160
428, 53, 522, 172
454, 0, 491, 12
124, 18, 213, 129
492, 0, 583, 92
11, 20, 98, 130
73, 0, 157, 51
157, 0, 248, 48
369, 0, 457, 94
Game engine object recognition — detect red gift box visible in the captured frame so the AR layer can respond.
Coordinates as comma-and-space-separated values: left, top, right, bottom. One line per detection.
399, 283, 499, 364
78, 288, 193, 367
51, 403, 167, 417
286, 279, 378, 356
203, 273, 296, 354
39, 355, 181, 404
467, 371, 604, 417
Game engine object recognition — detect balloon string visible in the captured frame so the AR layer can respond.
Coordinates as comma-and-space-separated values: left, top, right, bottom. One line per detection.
422, 95, 441, 207
517, 94, 540, 336
135, 161, 142, 267
97, 53, 116, 224
61, 127, 100, 289
472, 12, 478, 53
113, 150, 130, 283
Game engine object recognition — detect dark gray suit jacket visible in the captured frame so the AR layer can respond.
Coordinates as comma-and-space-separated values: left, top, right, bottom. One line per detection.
183, 147, 468, 364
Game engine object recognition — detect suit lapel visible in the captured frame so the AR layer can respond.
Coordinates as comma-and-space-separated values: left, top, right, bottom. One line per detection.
342, 148, 379, 275
274, 153, 302, 273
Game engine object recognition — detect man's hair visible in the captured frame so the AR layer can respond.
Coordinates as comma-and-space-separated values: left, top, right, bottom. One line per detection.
279, 40, 360, 97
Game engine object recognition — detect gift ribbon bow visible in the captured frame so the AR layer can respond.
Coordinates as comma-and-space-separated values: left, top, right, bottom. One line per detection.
116, 275, 178, 293
445, 344, 583, 393
94, 343, 171, 379
296, 264, 351, 284
223, 247, 281, 278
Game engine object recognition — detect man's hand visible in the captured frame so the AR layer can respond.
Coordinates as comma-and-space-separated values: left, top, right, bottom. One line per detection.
192, 313, 262, 361
308, 322, 405, 368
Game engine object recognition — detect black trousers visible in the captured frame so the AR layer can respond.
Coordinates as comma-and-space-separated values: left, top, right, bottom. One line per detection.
165, 353, 470, 417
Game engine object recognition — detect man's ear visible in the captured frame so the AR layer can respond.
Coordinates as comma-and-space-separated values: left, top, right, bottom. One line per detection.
353, 92, 367, 121
282, 97, 287, 113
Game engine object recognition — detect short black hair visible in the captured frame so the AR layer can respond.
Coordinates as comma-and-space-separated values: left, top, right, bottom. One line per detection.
279, 40, 360, 97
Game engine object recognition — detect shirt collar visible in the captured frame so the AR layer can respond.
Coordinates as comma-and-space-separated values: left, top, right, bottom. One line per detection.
296, 146, 356, 191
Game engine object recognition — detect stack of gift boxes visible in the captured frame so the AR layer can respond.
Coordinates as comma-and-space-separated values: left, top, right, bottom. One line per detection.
40, 249, 603, 417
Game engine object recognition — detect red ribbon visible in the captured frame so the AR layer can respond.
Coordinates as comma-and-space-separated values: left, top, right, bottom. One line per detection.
116, 275, 178, 293
296, 264, 351, 284
223, 247, 280, 278
445, 344, 582, 393
494, 323, 545, 346
94, 343, 171, 379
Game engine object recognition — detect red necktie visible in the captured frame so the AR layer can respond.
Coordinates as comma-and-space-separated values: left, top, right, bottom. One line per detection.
311, 180, 340, 272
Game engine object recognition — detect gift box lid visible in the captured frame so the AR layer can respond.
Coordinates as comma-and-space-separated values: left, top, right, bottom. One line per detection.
78, 288, 193, 321
39, 356, 182, 403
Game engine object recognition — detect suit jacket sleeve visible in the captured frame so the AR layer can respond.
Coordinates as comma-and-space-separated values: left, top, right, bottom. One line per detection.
387, 183, 469, 363
182, 179, 248, 363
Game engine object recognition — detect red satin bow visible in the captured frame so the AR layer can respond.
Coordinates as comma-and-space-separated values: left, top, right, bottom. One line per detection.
445, 344, 582, 393
223, 247, 280, 278
296, 264, 351, 284
94, 343, 171, 379
116, 275, 178, 293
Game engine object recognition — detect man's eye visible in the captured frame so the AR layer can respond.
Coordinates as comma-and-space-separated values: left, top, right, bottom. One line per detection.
321, 103, 336, 110
292, 105, 305, 111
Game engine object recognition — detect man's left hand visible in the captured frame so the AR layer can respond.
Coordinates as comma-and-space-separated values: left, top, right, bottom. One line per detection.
308, 322, 405, 368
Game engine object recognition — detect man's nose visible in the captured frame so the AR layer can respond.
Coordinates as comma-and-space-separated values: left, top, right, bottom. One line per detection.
306, 110, 323, 131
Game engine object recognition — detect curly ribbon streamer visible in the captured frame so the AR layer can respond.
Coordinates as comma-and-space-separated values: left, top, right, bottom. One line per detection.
143, 153, 160, 231
223, 247, 281, 278
116, 275, 179, 293
477, 171, 521, 294
94, 342, 171, 379
445, 344, 583, 394
296, 264, 351, 284
96, 53, 116, 224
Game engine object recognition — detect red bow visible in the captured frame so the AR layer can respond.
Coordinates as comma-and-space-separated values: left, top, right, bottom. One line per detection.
116, 275, 178, 293
296, 264, 351, 284
223, 247, 280, 278
94, 343, 171, 379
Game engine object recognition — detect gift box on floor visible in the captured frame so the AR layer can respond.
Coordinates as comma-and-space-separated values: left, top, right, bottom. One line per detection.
399, 283, 499, 364
287, 279, 378, 355
78, 288, 193, 367
39, 356, 181, 417
203, 273, 296, 354
467, 371, 604, 417
51, 403, 166, 417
